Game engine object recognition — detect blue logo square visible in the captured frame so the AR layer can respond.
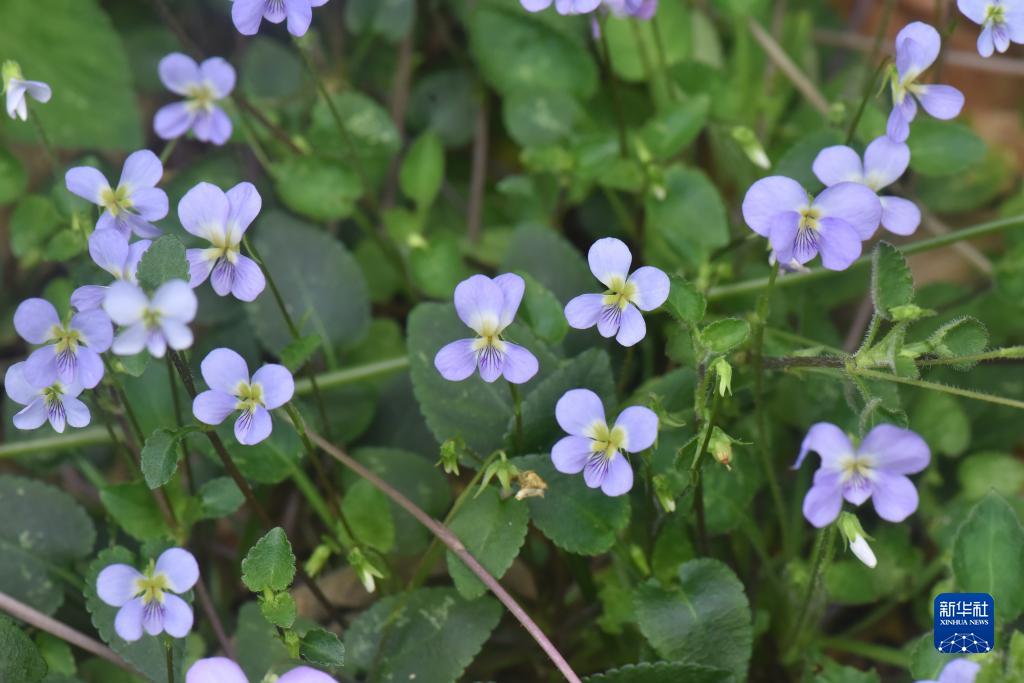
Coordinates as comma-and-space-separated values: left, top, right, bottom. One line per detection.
934, 592, 994, 654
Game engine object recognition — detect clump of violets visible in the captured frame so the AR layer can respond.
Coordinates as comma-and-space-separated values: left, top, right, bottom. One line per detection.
2, 60, 51, 121
813, 136, 920, 236
71, 230, 152, 312
887, 22, 965, 142
65, 150, 168, 239
103, 280, 197, 358
958, 0, 1024, 57
231, 0, 328, 37
155, 53, 235, 145
520, 0, 602, 14
192, 348, 294, 445
4, 362, 89, 433
96, 548, 198, 642
742, 177, 882, 271
551, 388, 658, 496
14, 298, 112, 389
178, 181, 266, 302
916, 659, 980, 683
794, 423, 930, 527
187, 658, 336, 683
564, 238, 669, 347
434, 274, 539, 384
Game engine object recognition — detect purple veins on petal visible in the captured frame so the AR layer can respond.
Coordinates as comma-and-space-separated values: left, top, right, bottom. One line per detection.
65, 151, 168, 239
231, 0, 321, 36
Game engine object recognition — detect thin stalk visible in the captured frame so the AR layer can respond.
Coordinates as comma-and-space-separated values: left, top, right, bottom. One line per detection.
597, 14, 630, 157
617, 345, 635, 394
508, 382, 524, 454
845, 58, 891, 144
295, 357, 408, 393
788, 524, 836, 649
159, 137, 178, 164
165, 640, 174, 683
650, 15, 677, 102
819, 637, 909, 668
852, 367, 1024, 411
30, 115, 58, 171
691, 393, 720, 555
748, 17, 830, 116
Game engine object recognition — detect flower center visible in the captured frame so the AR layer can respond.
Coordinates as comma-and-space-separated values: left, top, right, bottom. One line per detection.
589, 421, 627, 460
134, 565, 170, 606
471, 319, 506, 355
235, 381, 265, 414
142, 307, 163, 330
185, 83, 218, 112
985, 3, 1006, 26
601, 275, 638, 311
203, 230, 240, 264
100, 185, 133, 217
837, 454, 875, 487
51, 324, 82, 355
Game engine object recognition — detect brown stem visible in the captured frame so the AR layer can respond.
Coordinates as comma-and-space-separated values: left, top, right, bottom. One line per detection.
0, 590, 133, 673
194, 580, 235, 659
307, 429, 582, 683
382, 32, 416, 208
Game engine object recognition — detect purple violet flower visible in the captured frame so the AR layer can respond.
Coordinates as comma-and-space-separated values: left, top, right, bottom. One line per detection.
564, 238, 669, 347
958, 0, 1024, 57
96, 548, 198, 642
604, 0, 658, 19
551, 388, 658, 496
2, 61, 51, 121
103, 280, 197, 358
192, 348, 294, 446
154, 53, 235, 145
434, 274, 539, 384
72, 230, 151, 312
794, 423, 931, 528
231, 0, 329, 37
916, 659, 980, 683
178, 181, 266, 302
14, 298, 112, 389
4, 362, 89, 433
187, 657, 337, 683
887, 22, 965, 142
742, 177, 882, 271
65, 150, 168, 239
812, 136, 920, 236
521, 0, 603, 14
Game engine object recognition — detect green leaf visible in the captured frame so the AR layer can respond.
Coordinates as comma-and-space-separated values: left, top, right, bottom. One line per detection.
234, 602, 290, 683
928, 316, 988, 370
908, 633, 948, 681
300, 627, 345, 668
340, 480, 395, 553
815, 660, 880, 683
871, 242, 914, 320
345, 587, 501, 682
446, 487, 530, 599
240, 37, 306, 100
0, 0, 143, 149
110, 352, 149, 378
0, 147, 27, 205
584, 662, 735, 683
242, 528, 296, 593
958, 452, 1024, 501
84, 547, 186, 682
908, 120, 986, 177
910, 392, 969, 457
136, 235, 189, 292
250, 212, 370, 354
99, 482, 171, 541
399, 130, 445, 208
0, 615, 46, 683
279, 333, 322, 372
700, 319, 751, 354
953, 492, 1024, 620
0, 476, 95, 615
514, 454, 630, 555
503, 89, 581, 147
518, 272, 569, 344
259, 591, 296, 628
666, 276, 707, 324
514, 348, 615, 454
604, 0, 690, 82
10, 195, 64, 264
409, 68, 479, 148
634, 559, 753, 680
344, 0, 415, 42
646, 167, 729, 270
501, 224, 594, 303
197, 477, 244, 520
638, 96, 710, 161
220, 424, 303, 485
774, 128, 844, 189
273, 156, 363, 221
308, 92, 400, 187
35, 632, 75, 676
140, 429, 180, 489
409, 236, 473, 299
470, 2, 597, 98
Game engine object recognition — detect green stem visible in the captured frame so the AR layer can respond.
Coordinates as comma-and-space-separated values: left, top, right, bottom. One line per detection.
690, 393, 720, 555
165, 639, 173, 683
852, 367, 1024, 411
819, 637, 909, 668
845, 57, 891, 145
295, 357, 408, 393
597, 14, 630, 157
159, 138, 178, 164
788, 524, 836, 650
508, 382, 524, 454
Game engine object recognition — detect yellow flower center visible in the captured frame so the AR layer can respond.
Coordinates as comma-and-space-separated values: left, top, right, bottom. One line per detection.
589, 421, 627, 460
471, 320, 507, 354
134, 565, 170, 606
601, 275, 638, 311
837, 454, 875, 486
798, 207, 821, 232
51, 325, 82, 355
100, 184, 133, 217
235, 381, 265, 414
986, 4, 1006, 25
185, 83, 218, 112
202, 229, 240, 264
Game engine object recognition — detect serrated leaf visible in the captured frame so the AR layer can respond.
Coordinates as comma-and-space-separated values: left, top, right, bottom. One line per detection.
928, 316, 988, 370
0, 615, 47, 683
952, 492, 1024, 620
400, 130, 444, 208
634, 559, 753, 680
871, 242, 914, 320
446, 487, 530, 599
666, 276, 707, 324
700, 319, 750, 354
259, 591, 296, 628
242, 528, 296, 593
141, 429, 179, 489
280, 334, 322, 372
99, 482, 171, 541
500, 223, 594, 303
136, 235, 189, 292
234, 602, 290, 683
300, 628, 345, 668
584, 662, 734, 683
197, 477, 244, 519
910, 392, 969, 457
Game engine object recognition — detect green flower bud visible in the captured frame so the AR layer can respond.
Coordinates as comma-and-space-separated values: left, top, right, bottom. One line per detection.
837, 512, 876, 569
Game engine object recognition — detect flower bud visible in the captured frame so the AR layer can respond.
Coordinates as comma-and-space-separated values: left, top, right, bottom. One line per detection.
730, 125, 771, 169
709, 426, 734, 470
348, 547, 385, 593
304, 544, 332, 578
837, 512, 877, 569
1, 60, 22, 92
479, 453, 519, 496
711, 357, 732, 397
438, 438, 462, 476
515, 470, 547, 500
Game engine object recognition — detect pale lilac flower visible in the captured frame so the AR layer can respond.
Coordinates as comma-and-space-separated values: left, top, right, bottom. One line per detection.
96, 548, 198, 642
2, 61, 51, 121
564, 238, 669, 347
65, 150, 168, 239
187, 657, 336, 683
103, 280, 197, 358
231, 0, 329, 37
812, 136, 920, 236
14, 298, 112, 389
4, 362, 89, 433
192, 348, 294, 446
742, 177, 882, 271
794, 423, 931, 528
887, 22, 965, 142
178, 182, 265, 302
71, 230, 151, 312
604, 0, 657, 18
958, 0, 1024, 57
521, 0, 602, 14
154, 53, 235, 145
916, 659, 980, 683
434, 274, 539, 384
551, 388, 658, 496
